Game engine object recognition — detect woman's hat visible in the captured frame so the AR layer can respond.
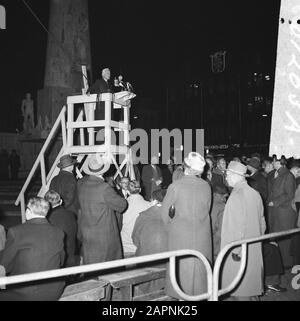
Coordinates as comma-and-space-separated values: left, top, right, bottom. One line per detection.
226, 161, 247, 176
57, 155, 76, 169
82, 154, 110, 176
184, 152, 206, 172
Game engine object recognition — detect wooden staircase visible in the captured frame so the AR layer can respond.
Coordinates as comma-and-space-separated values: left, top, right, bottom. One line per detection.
15, 92, 136, 222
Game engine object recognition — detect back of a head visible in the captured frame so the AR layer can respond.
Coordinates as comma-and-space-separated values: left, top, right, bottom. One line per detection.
151, 189, 167, 203
44, 190, 61, 207
27, 197, 50, 217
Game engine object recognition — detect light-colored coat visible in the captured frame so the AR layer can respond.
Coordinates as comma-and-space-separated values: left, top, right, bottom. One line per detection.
121, 194, 152, 254
161, 175, 212, 299
221, 180, 266, 297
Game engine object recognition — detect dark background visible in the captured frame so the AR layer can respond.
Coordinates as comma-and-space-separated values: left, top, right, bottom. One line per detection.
0, 0, 281, 152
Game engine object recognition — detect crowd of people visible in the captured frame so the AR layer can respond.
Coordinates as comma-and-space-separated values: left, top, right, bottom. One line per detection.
0, 151, 299, 301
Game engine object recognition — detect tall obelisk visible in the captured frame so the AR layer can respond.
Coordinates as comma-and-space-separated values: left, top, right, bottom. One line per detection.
37, 0, 91, 126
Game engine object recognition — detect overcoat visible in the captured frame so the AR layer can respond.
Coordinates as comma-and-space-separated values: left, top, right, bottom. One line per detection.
267, 166, 297, 267
0, 218, 65, 301
142, 165, 163, 201
221, 180, 266, 297
48, 206, 78, 267
161, 175, 212, 299
77, 175, 127, 264
50, 170, 79, 215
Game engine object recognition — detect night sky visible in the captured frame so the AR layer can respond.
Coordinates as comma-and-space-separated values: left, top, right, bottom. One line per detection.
0, 0, 281, 132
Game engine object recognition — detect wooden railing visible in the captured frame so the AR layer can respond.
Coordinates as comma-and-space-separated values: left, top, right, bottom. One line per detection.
15, 106, 67, 222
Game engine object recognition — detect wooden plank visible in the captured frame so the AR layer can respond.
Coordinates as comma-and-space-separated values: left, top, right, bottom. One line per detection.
67, 93, 113, 105
67, 120, 107, 129
67, 93, 130, 107
59, 279, 108, 301
152, 295, 178, 301
98, 267, 166, 288
67, 145, 128, 155
133, 290, 166, 301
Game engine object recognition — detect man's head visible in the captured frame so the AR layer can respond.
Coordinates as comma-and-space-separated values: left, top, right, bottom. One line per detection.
128, 180, 141, 195
226, 161, 247, 187
151, 189, 167, 203
216, 157, 226, 171
247, 157, 261, 174
102, 68, 111, 81
262, 157, 274, 174
44, 190, 62, 208
26, 93, 31, 99
184, 152, 206, 176
120, 177, 130, 190
25, 197, 50, 221
57, 155, 76, 172
273, 155, 286, 171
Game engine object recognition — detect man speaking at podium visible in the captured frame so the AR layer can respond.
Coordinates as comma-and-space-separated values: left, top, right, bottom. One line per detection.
87, 67, 112, 122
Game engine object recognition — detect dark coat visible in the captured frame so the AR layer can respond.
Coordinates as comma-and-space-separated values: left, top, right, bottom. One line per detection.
132, 204, 168, 294
267, 166, 297, 267
77, 175, 127, 264
210, 193, 226, 261
161, 175, 212, 299
132, 205, 168, 257
114, 187, 128, 232
267, 166, 297, 231
87, 78, 112, 95
161, 165, 173, 189
87, 78, 112, 121
211, 168, 228, 193
49, 170, 79, 215
142, 165, 163, 201
0, 218, 65, 301
248, 170, 268, 204
48, 206, 78, 267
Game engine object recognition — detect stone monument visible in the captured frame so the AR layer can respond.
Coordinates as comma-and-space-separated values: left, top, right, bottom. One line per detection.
37, 0, 92, 127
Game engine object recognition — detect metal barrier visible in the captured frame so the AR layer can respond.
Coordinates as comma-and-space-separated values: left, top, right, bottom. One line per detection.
1, 228, 300, 301
0, 249, 213, 301
212, 228, 300, 301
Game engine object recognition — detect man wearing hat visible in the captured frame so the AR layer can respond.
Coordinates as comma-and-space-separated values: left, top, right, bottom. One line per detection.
49, 154, 79, 216
77, 155, 127, 265
221, 161, 266, 301
247, 157, 267, 204
161, 152, 212, 299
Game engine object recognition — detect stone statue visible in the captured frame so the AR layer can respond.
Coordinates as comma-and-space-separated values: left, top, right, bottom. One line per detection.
21, 93, 35, 133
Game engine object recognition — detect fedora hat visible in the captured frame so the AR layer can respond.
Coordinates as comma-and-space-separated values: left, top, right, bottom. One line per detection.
184, 152, 206, 172
82, 154, 110, 176
57, 155, 76, 169
247, 157, 260, 170
226, 161, 247, 176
